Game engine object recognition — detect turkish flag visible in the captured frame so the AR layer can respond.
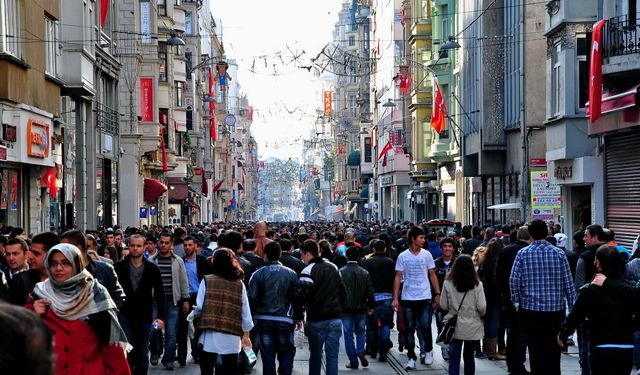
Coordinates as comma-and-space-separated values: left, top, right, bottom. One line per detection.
209, 68, 217, 142
42, 167, 57, 198
431, 83, 447, 134
100, 0, 109, 28
159, 124, 168, 172
589, 19, 608, 123
202, 175, 209, 198
378, 140, 393, 160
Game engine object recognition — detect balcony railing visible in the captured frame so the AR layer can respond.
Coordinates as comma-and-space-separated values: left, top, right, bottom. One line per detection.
604, 13, 640, 58
96, 102, 119, 135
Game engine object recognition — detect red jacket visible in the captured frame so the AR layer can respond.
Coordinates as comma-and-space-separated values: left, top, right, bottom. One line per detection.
32, 308, 130, 375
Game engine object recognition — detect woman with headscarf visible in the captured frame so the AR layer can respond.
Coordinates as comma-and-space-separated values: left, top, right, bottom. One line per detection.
30, 243, 130, 375
194, 248, 253, 375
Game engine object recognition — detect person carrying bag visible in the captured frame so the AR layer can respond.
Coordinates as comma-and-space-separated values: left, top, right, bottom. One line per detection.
437, 291, 468, 345
440, 255, 487, 375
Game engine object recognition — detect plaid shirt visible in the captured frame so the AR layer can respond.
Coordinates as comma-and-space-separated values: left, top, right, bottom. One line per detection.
509, 240, 576, 312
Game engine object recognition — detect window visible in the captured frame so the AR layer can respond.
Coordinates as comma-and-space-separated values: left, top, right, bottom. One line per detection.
348, 36, 355, 46
440, 6, 449, 58
551, 44, 562, 116
158, 0, 166, 16
350, 167, 359, 191
175, 81, 184, 107
0, 0, 20, 56
159, 108, 169, 146
185, 52, 192, 79
159, 43, 168, 82
175, 131, 183, 156
364, 137, 372, 162
45, 17, 59, 76
186, 109, 192, 130
576, 34, 591, 110
175, 0, 181, 5
185, 11, 192, 34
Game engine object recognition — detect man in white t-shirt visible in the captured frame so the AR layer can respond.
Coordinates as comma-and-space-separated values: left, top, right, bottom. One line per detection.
392, 226, 441, 370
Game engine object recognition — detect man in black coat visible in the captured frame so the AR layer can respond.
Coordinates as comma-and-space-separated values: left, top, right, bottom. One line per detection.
496, 226, 531, 375
114, 234, 166, 375
462, 226, 483, 255
278, 238, 305, 275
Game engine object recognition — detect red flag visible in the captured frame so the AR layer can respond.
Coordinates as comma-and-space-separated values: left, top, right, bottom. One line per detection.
378, 140, 392, 160
100, 0, 109, 28
431, 83, 447, 134
213, 180, 223, 192
589, 19, 608, 123
202, 175, 209, 198
159, 120, 168, 172
209, 67, 217, 142
248, 106, 254, 121
42, 167, 57, 198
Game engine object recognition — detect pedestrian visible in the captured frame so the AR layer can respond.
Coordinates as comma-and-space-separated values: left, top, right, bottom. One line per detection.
278, 238, 305, 275
10, 232, 59, 306
392, 226, 441, 370
496, 226, 531, 374
462, 227, 482, 256
0, 302, 54, 375
299, 239, 346, 375
477, 240, 505, 360
176, 235, 208, 366
194, 248, 254, 375
560, 246, 635, 375
360, 239, 396, 362
509, 219, 576, 375
4, 237, 29, 281
434, 237, 458, 361
254, 221, 273, 258
340, 246, 375, 369
30, 243, 130, 375
441, 254, 486, 375
149, 232, 190, 370
114, 234, 166, 375
248, 241, 301, 375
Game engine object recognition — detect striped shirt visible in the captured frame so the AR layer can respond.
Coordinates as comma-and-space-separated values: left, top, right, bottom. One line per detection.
157, 256, 174, 297
509, 240, 576, 312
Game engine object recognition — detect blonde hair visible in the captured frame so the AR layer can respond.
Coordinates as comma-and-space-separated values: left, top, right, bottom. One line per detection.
472, 246, 487, 267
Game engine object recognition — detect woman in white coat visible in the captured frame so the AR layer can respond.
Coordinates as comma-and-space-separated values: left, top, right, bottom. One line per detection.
441, 254, 487, 375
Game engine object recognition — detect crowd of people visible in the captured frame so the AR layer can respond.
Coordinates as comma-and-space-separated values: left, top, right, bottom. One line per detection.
0, 219, 639, 375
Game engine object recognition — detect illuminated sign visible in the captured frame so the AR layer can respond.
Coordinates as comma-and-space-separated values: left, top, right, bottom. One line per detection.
27, 120, 50, 158
324, 91, 332, 117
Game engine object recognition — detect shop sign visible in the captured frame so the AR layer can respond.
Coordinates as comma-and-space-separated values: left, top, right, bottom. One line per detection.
323, 91, 332, 117
529, 158, 547, 167
150, 205, 157, 216
140, 78, 154, 122
3, 124, 16, 142
532, 208, 554, 221
380, 175, 394, 186
531, 170, 561, 209
27, 119, 50, 158
0, 145, 6, 161
554, 165, 573, 179
140, 2, 151, 43
139, 207, 148, 218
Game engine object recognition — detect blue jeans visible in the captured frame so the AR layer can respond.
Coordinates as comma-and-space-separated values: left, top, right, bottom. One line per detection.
577, 324, 591, 375
402, 299, 434, 359
483, 306, 501, 338
342, 313, 367, 366
119, 314, 151, 375
150, 300, 179, 365
449, 339, 477, 375
308, 319, 342, 375
256, 320, 295, 375
368, 299, 394, 356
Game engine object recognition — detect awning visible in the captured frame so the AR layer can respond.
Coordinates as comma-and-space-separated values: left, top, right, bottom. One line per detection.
487, 203, 522, 210
586, 83, 640, 115
144, 178, 167, 203
168, 177, 188, 200
360, 186, 369, 199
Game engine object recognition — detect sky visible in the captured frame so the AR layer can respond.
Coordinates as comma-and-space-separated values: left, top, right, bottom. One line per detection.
212, 0, 345, 161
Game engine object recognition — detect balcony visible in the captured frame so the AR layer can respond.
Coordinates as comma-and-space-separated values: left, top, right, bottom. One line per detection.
603, 14, 640, 77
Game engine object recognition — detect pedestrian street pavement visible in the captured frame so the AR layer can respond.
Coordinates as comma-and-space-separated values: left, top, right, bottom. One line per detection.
150, 324, 584, 374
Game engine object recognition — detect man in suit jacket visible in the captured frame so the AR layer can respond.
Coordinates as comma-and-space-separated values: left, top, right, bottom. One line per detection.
114, 234, 166, 375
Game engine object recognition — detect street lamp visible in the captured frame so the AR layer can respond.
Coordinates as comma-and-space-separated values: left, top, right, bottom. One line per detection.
166, 34, 185, 46
441, 36, 461, 50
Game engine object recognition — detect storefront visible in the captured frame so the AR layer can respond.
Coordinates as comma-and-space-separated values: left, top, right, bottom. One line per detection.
378, 172, 410, 221
0, 103, 56, 233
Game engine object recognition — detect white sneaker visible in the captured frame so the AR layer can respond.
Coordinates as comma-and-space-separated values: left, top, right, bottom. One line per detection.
424, 351, 434, 365
405, 358, 417, 370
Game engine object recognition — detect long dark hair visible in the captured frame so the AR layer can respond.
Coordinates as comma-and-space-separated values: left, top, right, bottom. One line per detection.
210, 248, 244, 281
447, 254, 480, 293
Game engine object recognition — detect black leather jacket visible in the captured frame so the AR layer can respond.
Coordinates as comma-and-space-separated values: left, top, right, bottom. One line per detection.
339, 262, 375, 313
248, 261, 303, 322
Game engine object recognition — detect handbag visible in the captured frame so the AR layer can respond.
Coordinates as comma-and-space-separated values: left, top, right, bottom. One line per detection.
436, 291, 468, 345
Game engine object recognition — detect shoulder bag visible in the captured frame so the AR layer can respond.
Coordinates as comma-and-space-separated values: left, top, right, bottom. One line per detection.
436, 290, 468, 345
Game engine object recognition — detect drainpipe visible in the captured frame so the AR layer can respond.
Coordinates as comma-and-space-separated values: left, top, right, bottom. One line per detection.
520, 0, 528, 223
